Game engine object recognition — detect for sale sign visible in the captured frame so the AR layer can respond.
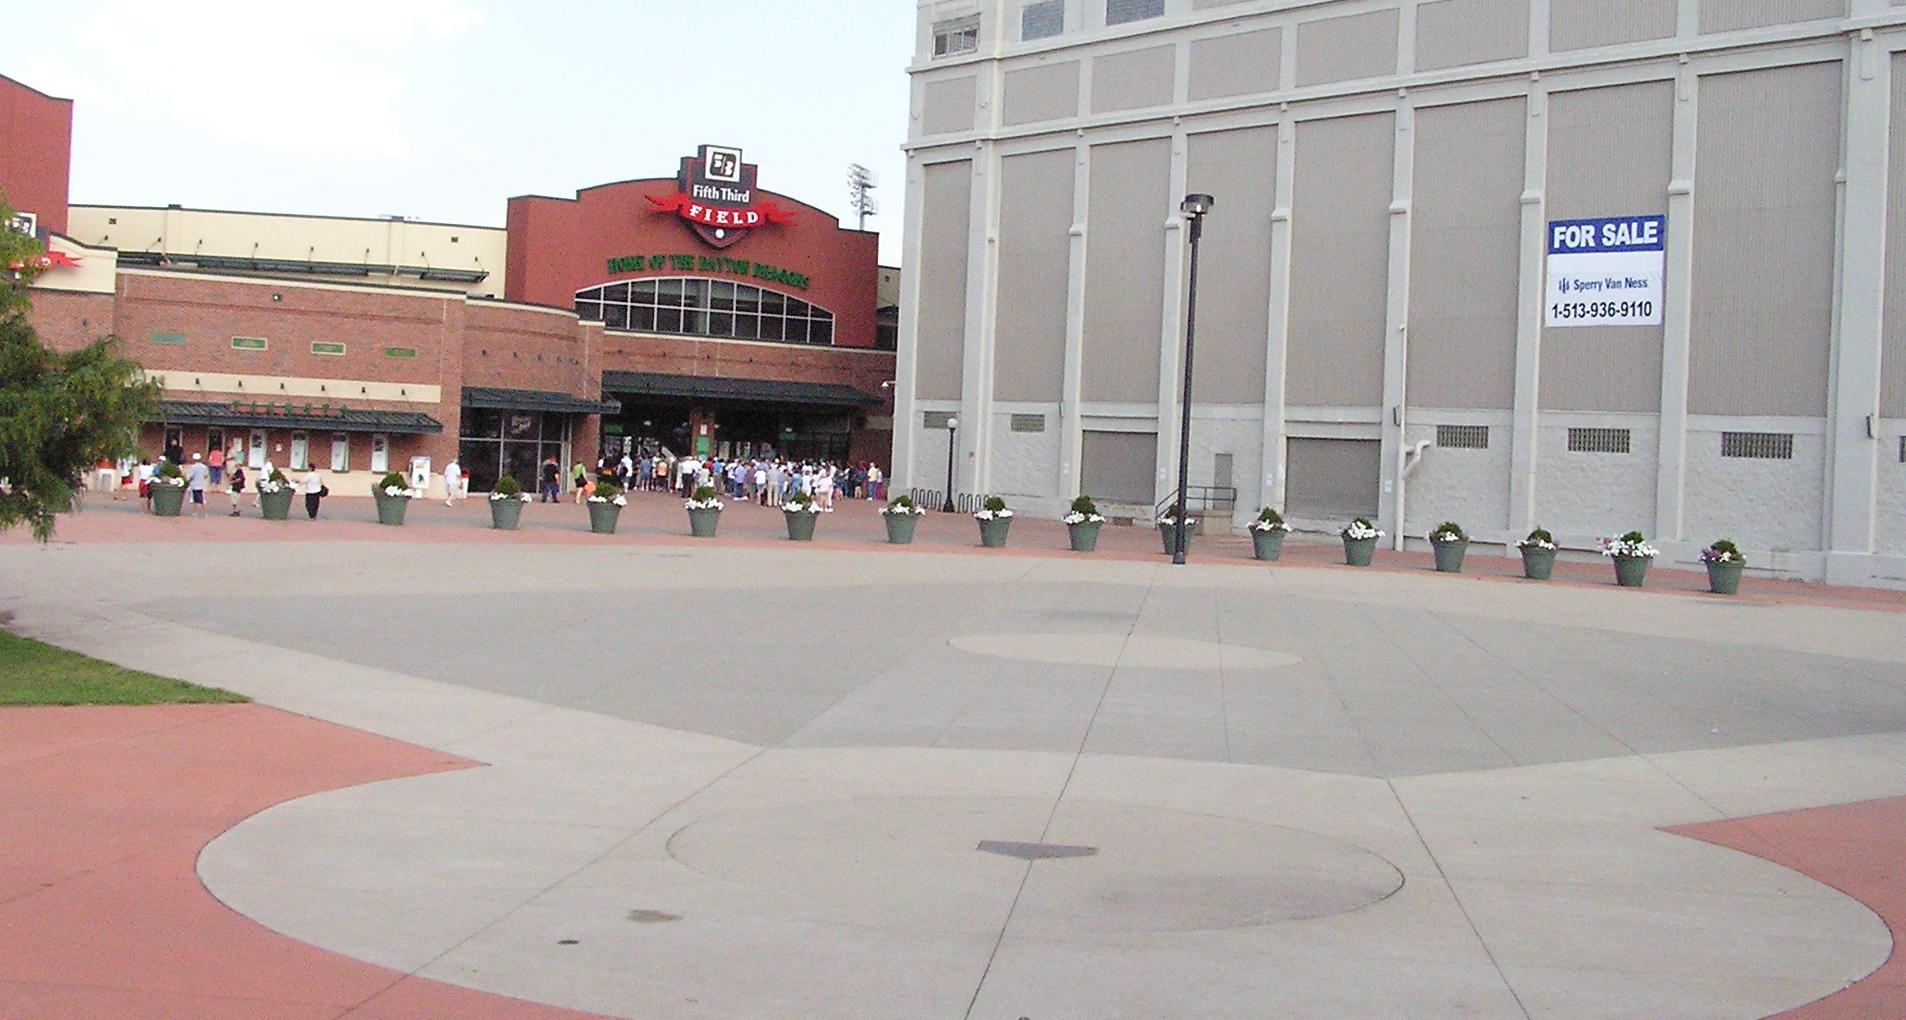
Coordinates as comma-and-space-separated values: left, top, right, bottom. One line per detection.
1545, 215, 1666, 328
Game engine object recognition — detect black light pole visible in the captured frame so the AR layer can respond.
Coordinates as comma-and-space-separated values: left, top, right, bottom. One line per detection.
1173, 194, 1214, 566
942, 415, 959, 513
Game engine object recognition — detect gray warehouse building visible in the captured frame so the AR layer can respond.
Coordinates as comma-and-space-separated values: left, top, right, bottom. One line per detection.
895, 0, 1906, 588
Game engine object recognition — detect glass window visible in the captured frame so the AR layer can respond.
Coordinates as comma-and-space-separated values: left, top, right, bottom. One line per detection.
461, 408, 503, 439
602, 282, 629, 303
757, 316, 785, 343
506, 412, 540, 440
731, 285, 761, 317
655, 279, 685, 307
710, 280, 736, 308
603, 304, 629, 330
572, 277, 830, 346
657, 307, 684, 333
682, 278, 708, 311
808, 318, 833, 345
632, 279, 657, 303
758, 290, 786, 316
933, 15, 979, 56
575, 300, 603, 322
708, 312, 735, 337
733, 313, 759, 340
629, 305, 657, 332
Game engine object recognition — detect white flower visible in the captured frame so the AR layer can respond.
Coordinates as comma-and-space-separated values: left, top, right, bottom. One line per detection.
588, 495, 629, 506
1429, 528, 1465, 544
1157, 515, 1198, 527
490, 491, 531, 502
614, 495, 628, 506
1341, 520, 1384, 540
155, 476, 185, 487
881, 503, 927, 516
973, 509, 1014, 521
1600, 535, 1659, 558
256, 479, 286, 494
1518, 537, 1557, 550
1249, 519, 1291, 532
382, 485, 418, 498
685, 497, 726, 511
786, 502, 828, 513
1061, 512, 1106, 525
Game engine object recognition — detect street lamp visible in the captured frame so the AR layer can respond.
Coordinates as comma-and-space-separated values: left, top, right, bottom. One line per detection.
1172, 193, 1214, 565
941, 416, 960, 512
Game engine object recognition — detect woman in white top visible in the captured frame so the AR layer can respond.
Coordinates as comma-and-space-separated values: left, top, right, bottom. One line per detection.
300, 469, 326, 519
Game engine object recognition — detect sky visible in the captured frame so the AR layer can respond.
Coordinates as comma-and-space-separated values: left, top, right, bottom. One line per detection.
9, 1, 917, 263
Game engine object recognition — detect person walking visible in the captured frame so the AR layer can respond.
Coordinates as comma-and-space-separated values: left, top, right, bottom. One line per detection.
184, 453, 211, 517
136, 457, 155, 511
226, 463, 247, 516
443, 458, 463, 508
206, 445, 225, 488
301, 467, 327, 519
539, 455, 561, 503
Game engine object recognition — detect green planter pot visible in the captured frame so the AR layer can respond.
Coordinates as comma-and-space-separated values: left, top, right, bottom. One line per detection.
150, 484, 185, 518
1251, 529, 1286, 562
884, 513, 919, 545
1159, 523, 1192, 556
688, 507, 722, 538
374, 492, 409, 526
1431, 539, 1468, 574
785, 510, 819, 541
587, 501, 621, 534
977, 516, 1012, 548
258, 489, 293, 521
489, 499, 524, 531
1067, 520, 1102, 553
1706, 560, 1744, 596
1343, 535, 1378, 566
1520, 546, 1557, 581
1612, 554, 1651, 588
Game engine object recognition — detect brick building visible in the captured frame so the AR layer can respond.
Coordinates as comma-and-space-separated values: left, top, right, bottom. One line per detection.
5, 74, 896, 496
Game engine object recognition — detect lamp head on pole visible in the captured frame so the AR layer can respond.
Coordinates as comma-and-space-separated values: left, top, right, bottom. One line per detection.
946, 416, 959, 431
1180, 193, 1215, 221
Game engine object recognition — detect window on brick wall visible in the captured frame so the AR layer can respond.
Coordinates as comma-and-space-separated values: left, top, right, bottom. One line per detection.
1435, 424, 1489, 450
1720, 431, 1794, 460
1106, 0, 1165, 25
1567, 427, 1631, 454
1022, 0, 1064, 39
933, 15, 980, 57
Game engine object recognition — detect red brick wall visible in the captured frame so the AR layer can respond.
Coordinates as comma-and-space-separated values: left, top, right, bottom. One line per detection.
0, 75, 73, 237
24, 289, 116, 351
505, 179, 880, 348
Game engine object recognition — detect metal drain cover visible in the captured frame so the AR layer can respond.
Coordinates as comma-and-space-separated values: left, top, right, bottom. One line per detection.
977, 840, 1099, 861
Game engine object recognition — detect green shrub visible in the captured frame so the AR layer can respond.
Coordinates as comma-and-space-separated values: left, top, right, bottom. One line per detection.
888, 494, 917, 511
1524, 527, 1554, 546
983, 495, 1008, 513
157, 460, 183, 480
595, 481, 622, 502
493, 473, 523, 497
378, 471, 409, 492
1070, 495, 1100, 516
788, 491, 814, 509
1431, 521, 1467, 542
1256, 507, 1285, 525
692, 485, 718, 502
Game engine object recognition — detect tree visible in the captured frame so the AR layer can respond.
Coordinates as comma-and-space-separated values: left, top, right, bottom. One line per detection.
1, 202, 157, 541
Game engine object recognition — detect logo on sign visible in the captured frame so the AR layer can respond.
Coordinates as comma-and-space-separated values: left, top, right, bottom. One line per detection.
5, 211, 36, 237
646, 145, 794, 250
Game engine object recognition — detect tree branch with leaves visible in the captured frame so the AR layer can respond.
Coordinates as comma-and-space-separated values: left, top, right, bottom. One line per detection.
1, 202, 157, 541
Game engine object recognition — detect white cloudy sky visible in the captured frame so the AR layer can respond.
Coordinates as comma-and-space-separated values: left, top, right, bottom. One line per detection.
10, 1, 916, 262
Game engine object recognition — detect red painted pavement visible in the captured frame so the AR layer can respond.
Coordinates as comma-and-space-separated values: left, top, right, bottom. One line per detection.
0, 704, 614, 1020
1670, 798, 1906, 1017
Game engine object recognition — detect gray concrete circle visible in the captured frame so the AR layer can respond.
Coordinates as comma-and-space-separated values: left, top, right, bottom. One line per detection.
664, 795, 1402, 936
948, 633, 1303, 670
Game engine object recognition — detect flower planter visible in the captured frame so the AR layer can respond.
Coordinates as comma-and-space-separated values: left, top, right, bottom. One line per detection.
258, 489, 293, 521
884, 514, 918, 545
1612, 554, 1650, 588
1251, 530, 1286, 562
1431, 539, 1468, 574
1706, 560, 1744, 596
1343, 535, 1378, 566
688, 507, 722, 538
1067, 520, 1102, 553
587, 502, 621, 534
977, 517, 1012, 548
374, 492, 409, 526
1159, 523, 1192, 556
785, 511, 819, 542
1520, 546, 1557, 581
150, 485, 185, 518
490, 500, 524, 531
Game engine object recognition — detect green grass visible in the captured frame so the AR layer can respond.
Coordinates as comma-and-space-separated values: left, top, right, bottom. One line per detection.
0, 629, 248, 706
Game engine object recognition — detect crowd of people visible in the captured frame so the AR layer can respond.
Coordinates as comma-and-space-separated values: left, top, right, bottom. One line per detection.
88, 449, 334, 520
573, 452, 885, 508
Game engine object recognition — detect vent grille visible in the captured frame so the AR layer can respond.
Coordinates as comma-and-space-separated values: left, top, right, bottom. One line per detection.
1567, 427, 1631, 454
1720, 431, 1794, 460
923, 411, 956, 430
1435, 424, 1489, 450
1022, 0, 1064, 39
1009, 413, 1047, 433
1106, 0, 1165, 25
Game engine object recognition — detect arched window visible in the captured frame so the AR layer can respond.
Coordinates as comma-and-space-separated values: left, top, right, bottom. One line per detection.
575, 277, 835, 346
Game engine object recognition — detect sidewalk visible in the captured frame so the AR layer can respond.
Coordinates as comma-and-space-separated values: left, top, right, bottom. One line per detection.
0, 703, 613, 1020
15, 490, 1904, 615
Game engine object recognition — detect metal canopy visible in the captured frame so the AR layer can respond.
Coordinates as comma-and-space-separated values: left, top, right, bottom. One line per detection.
601, 370, 881, 409
152, 400, 443, 435
461, 387, 621, 416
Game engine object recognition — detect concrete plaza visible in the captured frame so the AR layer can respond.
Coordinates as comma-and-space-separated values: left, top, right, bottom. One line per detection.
3, 495, 1905, 1017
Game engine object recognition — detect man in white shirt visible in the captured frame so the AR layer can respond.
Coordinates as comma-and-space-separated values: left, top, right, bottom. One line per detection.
443, 459, 463, 508
183, 453, 211, 517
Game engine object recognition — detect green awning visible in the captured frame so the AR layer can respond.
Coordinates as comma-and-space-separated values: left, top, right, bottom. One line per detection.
153, 400, 442, 435
461, 387, 620, 415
